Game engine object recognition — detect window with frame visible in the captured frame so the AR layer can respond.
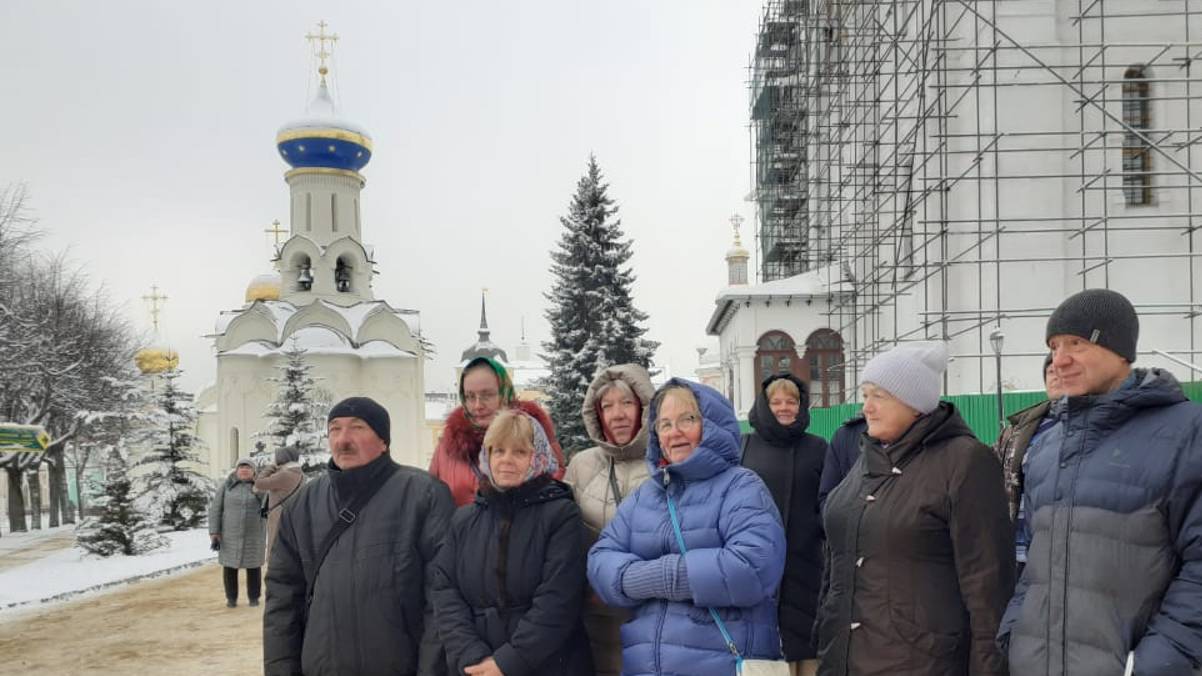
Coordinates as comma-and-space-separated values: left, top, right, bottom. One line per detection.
756, 330, 802, 384
1122, 65, 1152, 206
804, 328, 845, 408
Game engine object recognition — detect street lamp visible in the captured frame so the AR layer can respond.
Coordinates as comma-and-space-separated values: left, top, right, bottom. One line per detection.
989, 328, 1005, 433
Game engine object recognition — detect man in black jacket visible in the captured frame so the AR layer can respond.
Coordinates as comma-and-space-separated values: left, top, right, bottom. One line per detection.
263, 397, 455, 676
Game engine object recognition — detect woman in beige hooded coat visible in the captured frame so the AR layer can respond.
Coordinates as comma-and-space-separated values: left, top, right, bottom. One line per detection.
563, 363, 654, 676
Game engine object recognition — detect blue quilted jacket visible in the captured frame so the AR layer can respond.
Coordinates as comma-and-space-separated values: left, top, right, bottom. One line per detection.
588, 379, 786, 676
998, 368, 1202, 675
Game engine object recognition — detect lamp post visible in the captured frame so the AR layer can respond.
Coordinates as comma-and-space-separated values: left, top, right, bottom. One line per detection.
989, 328, 1005, 433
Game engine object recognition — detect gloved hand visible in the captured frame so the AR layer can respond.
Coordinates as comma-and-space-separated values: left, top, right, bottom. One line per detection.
210, 534, 221, 552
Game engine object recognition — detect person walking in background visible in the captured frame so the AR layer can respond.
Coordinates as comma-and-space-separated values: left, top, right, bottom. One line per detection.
254, 446, 304, 562
589, 379, 787, 676
818, 342, 1013, 676
209, 457, 267, 608
563, 363, 655, 676
429, 356, 565, 507
432, 409, 593, 676
999, 289, 1202, 674
264, 397, 454, 676
741, 373, 829, 676
993, 354, 1061, 577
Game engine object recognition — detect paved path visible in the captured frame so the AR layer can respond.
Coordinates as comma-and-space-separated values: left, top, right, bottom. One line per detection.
0, 529, 74, 573
0, 564, 261, 675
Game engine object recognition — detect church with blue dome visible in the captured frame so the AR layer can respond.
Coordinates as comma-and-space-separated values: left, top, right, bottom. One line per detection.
196, 24, 429, 475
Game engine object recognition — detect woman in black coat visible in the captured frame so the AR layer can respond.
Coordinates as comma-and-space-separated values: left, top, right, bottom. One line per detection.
432, 409, 593, 676
817, 342, 1013, 676
741, 373, 828, 673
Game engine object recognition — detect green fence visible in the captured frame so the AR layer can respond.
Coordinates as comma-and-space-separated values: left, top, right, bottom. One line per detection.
742, 381, 1202, 444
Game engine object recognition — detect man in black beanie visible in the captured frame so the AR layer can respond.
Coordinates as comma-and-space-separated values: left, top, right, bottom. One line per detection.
265, 396, 454, 676
998, 289, 1202, 674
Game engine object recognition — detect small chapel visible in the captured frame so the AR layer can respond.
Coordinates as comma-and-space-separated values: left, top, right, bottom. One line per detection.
196, 27, 427, 476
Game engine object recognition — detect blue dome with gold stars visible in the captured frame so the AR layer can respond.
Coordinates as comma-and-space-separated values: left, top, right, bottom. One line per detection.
275, 81, 372, 173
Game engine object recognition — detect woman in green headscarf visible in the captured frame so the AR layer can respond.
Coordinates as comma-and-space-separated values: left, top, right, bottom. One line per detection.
429, 356, 566, 506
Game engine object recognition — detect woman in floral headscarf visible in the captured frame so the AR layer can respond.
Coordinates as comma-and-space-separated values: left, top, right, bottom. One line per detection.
431, 409, 594, 676
430, 356, 566, 507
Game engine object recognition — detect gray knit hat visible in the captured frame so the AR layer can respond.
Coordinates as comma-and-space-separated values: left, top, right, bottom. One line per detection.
859, 341, 949, 414
1045, 288, 1139, 362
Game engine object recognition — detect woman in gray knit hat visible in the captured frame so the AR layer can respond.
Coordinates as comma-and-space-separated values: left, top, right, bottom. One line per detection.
816, 341, 1014, 676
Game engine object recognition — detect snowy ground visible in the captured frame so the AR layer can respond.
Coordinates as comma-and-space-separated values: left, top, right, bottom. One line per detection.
0, 527, 216, 611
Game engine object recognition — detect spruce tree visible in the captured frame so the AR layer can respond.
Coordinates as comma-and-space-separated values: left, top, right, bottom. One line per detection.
543, 156, 658, 455
133, 370, 213, 530
76, 446, 166, 556
259, 338, 329, 472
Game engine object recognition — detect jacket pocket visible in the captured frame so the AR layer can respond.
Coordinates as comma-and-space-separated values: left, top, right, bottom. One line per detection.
890, 606, 963, 658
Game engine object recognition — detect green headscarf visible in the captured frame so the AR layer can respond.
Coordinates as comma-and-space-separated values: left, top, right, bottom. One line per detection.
459, 356, 516, 412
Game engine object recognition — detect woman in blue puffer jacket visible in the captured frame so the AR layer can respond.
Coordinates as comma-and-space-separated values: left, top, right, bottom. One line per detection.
588, 378, 787, 675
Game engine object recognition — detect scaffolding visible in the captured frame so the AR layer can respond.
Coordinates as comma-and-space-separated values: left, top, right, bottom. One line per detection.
750, 0, 1202, 398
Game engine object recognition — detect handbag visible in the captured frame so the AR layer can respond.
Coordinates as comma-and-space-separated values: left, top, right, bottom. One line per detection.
666, 492, 790, 676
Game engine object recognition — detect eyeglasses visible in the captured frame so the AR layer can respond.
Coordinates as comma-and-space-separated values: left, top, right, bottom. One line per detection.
655, 414, 700, 436
464, 391, 499, 405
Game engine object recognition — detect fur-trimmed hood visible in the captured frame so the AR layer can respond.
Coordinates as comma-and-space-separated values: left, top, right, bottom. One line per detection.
440, 399, 565, 467
580, 363, 655, 462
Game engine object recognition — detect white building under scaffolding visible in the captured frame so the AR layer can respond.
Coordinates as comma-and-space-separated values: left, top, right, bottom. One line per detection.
710, 0, 1202, 411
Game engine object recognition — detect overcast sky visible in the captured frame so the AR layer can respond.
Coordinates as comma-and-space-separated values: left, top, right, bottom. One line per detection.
0, 1, 760, 395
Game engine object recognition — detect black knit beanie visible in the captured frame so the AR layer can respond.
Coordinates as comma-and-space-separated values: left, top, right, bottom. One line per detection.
327, 397, 391, 447
1045, 289, 1139, 362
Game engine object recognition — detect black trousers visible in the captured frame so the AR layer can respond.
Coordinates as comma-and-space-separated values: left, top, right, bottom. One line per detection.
223, 566, 262, 602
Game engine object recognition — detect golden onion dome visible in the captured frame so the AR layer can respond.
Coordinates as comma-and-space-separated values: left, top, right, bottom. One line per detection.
245, 272, 282, 303
134, 346, 180, 375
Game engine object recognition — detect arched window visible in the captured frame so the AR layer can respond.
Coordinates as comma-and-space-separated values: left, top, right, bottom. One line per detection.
335, 256, 353, 293
756, 330, 802, 384
294, 254, 313, 292
229, 427, 239, 468
1122, 65, 1152, 206
804, 328, 845, 407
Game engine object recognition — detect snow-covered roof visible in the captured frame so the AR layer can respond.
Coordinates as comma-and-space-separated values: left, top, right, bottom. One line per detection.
212, 299, 420, 351
220, 330, 416, 360
277, 82, 372, 140
706, 264, 854, 335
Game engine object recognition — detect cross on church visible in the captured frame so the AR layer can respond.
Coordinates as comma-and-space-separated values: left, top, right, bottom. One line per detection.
305, 21, 339, 83
264, 219, 287, 247
142, 285, 168, 333
730, 213, 745, 244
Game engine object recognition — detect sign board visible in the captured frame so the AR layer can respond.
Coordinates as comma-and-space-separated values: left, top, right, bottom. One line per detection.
0, 424, 51, 453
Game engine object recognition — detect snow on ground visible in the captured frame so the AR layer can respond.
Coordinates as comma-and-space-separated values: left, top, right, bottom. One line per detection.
0, 528, 216, 611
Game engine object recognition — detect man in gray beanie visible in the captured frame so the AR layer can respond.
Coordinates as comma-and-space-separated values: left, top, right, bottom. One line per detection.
265, 396, 454, 676
999, 288, 1202, 674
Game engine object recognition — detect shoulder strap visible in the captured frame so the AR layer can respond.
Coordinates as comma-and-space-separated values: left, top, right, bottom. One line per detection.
666, 492, 744, 669
607, 458, 624, 507
305, 462, 400, 610
267, 475, 304, 514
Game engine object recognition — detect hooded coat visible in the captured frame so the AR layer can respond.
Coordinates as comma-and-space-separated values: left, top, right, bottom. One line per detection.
818, 402, 1013, 676
998, 368, 1202, 675
741, 373, 829, 661
430, 396, 566, 508
563, 363, 656, 676
588, 379, 787, 676
209, 470, 267, 569
431, 476, 593, 676
255, 462, 304, 561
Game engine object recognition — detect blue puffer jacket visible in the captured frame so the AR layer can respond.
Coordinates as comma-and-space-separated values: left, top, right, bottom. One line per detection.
998, 368, 1202, 675
588, 379, 787, 676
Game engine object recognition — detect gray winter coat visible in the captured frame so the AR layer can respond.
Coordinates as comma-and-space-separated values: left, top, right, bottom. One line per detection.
263, 453, 455, 676
209, 475, 266, 569
999, 368, 1202, 675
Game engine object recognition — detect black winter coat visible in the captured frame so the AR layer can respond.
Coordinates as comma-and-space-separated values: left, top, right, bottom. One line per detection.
431, 476, 594, 676
741, 373, 829, 661
819, 416, 866, 509
817, 403, 1014, 676
263, 453, 455, 676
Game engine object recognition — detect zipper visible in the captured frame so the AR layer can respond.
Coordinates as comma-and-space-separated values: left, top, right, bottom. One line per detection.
1060, 408, 1086, 676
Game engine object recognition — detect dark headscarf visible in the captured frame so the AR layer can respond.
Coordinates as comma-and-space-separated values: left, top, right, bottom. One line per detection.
748, 373, 811, 446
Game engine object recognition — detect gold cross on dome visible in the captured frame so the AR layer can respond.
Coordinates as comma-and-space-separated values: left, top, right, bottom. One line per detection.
264, 219, 287, 246
142, 285, 168, 333
305, 21, 339, 83
729, 213, 745, 245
